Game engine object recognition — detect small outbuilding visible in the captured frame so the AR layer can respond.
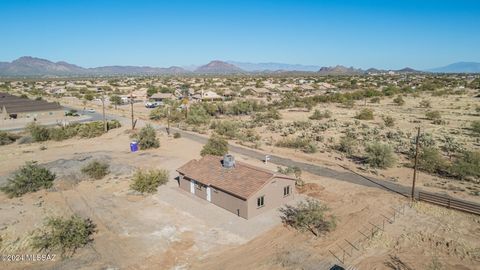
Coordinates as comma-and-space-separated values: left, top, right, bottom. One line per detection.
177, 154, 297, 219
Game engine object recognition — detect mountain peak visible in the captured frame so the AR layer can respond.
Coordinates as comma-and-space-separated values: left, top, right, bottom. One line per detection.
195, 60, 244, 74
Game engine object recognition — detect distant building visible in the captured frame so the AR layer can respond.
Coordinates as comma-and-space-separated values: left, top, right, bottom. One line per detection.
177, 155, 297, 219
0, 93, 64, 121
150, 93, 176, 102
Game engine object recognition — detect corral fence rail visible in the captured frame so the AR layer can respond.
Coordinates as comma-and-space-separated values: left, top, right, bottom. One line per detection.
418, 191, 480, 216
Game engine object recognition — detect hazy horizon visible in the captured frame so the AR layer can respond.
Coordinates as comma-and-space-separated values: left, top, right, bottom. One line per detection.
1, 0, 479, 70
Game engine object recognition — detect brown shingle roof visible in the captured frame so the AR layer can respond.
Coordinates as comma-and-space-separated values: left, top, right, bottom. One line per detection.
0, 93, 62, 114
177, 155, 296, 199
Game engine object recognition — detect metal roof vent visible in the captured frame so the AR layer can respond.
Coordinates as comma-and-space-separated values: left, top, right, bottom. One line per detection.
222, 154, 235, 168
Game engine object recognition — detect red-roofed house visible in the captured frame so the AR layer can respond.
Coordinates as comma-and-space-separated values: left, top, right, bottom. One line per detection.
177, 154, 296, 219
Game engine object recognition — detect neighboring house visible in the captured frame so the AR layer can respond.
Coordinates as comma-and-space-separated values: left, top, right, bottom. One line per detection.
0, 93, 64, 120
200, 90, 224, 101
150, 93, 175, 103
177, 154, 297, 219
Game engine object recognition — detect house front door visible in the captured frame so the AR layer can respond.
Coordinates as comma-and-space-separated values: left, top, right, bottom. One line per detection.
190, 180, 195, 194
206, 187, 211, 202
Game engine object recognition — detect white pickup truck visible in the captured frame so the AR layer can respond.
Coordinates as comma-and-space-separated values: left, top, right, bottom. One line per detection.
144, 101, 163, 108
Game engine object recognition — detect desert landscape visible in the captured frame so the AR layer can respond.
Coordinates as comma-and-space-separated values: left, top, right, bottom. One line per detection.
1, 71, 479, 270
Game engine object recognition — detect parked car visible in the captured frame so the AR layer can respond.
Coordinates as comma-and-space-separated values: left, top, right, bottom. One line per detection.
145, 101, 162, 108
86, 108, 96, 113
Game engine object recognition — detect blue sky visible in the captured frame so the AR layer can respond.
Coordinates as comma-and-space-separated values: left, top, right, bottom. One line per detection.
0, 0, 479, 69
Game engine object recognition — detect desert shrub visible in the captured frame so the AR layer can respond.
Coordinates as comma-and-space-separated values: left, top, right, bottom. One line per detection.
31, 215, 96, 258
277, 166, 302, 179
382, 115, 395, 127
0, 161, 56, 198
337, 136, 356, 155
17, 135, 33, 144
81, 160, 109, 179
49, 125, 80, 141
237, 129, 261, 142
393, 95, 405, 106
441, 135, 463, 160
365, 143, 396, 168
213, 120, 238, 139
425, 111, 441, 121
26, 123, 51, 142
107, 120, 121, 130
130, 169, 169, 194
226, 99, 264, 115
341, 99, 355, 108
417, 147, 446, 174
253, 109, 281, 124
449, 151, 480, 180
419, 99, 431, 108
370, 97, 381, 103
200, 134, 228, 156
303, 142, 318, 153
0, 131, 20, 145
186, 105, 211, 125
355, 108, 374, 120
77, 121, 105, 138
173, 132, 181, 138
309, 109, 332, 120
425, 111, 445, 125
135, 124, 159, 150
471, 120, 480, 136
275, 136, 315, 153
279, 199, 336, 237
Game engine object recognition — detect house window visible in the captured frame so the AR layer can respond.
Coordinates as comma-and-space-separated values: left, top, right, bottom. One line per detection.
257, 196, 265, 208
284, 186, 291, 197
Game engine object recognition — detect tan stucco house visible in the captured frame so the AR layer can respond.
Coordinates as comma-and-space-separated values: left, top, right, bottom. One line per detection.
0, 93, 64, 121
177, 154, 297, 219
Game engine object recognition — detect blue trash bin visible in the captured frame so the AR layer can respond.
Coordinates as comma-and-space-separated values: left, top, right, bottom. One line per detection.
130, 141, 138, 152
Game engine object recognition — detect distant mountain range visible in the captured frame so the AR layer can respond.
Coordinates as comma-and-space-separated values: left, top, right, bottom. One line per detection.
226, 61, 322, 72
0, 56, 478, 77
426, 62, 480, 73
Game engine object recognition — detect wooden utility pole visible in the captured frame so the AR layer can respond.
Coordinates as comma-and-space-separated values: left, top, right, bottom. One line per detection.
166, 106, 171, 135
411, 127, 421, 201
130, 92, 135, 130
101, 92, 107, 132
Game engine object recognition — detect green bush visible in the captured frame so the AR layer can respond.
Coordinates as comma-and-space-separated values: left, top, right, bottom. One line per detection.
425, 111, 441, 121
31, 215, 96, 258
0, 131, 20, 145
365, 143, 396, 168
309, 109, 332, 120
0, 161, 56, 198
355, 108, 374, 120
130, 169, 169, 194
393, 95, 405, 106
279, 199, 336, 237
173, 132, 181, 139
77, 121, 105, 138
337, 136, 356, 155
81, 160, 110, 179
471, 120, 480, 136
277, 166, 302, 179
186, 105, 211, 125
201, 134, 228, 156
213, 120, 238, 139
252, 109, 281, 124
449, 151, 480, 180
137, 124, 160, 150
417, 147, 446, 174
382, 115, 395, 127
370, 97, 381, 103
26, 123, 51, 142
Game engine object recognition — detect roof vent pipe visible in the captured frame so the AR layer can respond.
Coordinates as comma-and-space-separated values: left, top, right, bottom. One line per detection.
223, 154, 235, 168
